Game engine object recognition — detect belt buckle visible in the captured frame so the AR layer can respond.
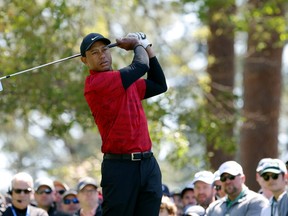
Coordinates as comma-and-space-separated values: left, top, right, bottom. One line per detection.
131, 152, 141, 161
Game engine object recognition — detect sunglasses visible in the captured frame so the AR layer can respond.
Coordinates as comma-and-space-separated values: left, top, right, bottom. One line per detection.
63, 198, 79, 205
220, 174, 238, 182
13, 188, 32, 194
261, 173, 279, 181
57, 190, 66, 195
214, 185, 222, 191
36, 188, 52, 195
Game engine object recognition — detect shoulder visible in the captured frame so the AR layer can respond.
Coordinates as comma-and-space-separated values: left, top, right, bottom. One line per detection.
246, 189, 269, 203
206, 198, 226, 215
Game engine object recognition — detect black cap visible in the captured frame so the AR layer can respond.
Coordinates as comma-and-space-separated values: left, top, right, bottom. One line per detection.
80, 33, 111, 57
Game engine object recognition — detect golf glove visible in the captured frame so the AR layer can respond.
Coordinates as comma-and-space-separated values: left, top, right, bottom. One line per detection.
126, 32, 152, 48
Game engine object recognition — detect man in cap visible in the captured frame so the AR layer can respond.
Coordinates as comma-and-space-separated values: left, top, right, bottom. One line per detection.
80, 31, 167, 216
3, 172, 48, 216
260, 158, 288, 216
74, 177, 101, 216
192, 171, 215, 209
34, 178, 68, 216
60, 190, 80, 216
255, 158, 273, 200
206, 160, 269, 216
53, 180, 69, 212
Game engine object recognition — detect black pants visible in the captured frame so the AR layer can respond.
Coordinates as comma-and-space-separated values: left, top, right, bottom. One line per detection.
101, 156, 162, 216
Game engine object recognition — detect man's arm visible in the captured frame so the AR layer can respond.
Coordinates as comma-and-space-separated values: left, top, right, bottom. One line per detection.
144, 46, 167, 98
116, 37, 149, 90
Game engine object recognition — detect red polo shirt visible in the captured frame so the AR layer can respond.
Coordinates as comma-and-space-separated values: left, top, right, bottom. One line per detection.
84, 70, 152, 154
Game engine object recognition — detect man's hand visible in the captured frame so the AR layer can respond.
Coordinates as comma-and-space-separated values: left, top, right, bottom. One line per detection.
116, 37, 141, 51
126, 32, 152, 48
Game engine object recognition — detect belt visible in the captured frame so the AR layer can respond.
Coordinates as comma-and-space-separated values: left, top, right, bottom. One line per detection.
103, 151, 153, 161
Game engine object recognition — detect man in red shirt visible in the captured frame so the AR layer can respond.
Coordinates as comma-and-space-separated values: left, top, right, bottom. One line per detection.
80, 32, 167, 216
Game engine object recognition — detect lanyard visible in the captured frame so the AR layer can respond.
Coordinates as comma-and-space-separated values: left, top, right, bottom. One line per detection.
11, 205, 30, 216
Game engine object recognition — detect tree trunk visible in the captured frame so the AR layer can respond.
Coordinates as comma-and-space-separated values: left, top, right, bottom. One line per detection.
206, 3, 236, 170
240, 0, 285, 191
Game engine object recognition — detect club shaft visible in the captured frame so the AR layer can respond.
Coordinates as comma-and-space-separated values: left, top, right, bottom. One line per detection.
0, 42, 118, 81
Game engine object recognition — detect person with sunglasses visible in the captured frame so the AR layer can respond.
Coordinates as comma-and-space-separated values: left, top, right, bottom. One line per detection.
53, 181, 69, 212
212, 170, 226, 200
3, 172, 48, 216
34, 178, 69, 216
255, 158, 274, 200
59, 190, 80, 216
206, 161, 269, 216
260, 158, 288, 216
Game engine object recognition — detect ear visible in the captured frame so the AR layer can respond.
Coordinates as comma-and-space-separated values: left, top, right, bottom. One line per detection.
81, 56, 88, 65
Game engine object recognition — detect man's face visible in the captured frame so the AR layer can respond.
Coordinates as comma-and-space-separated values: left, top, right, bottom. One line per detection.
261, 172, 286, 193
81, 41, 112, 72
181, 189, 197, 207
194, 181, 215, 208
61, 194, 80, 215
220, 173, 244, 200
11, 180, 33, 209
34, 185, 55, 209
77, 185, 98, 208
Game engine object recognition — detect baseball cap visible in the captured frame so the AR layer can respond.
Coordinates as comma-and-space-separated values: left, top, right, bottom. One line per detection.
213, 170, 220, 182
256, 158, 273, 173
192, 171, 214, 185
184, 205, 206, 216
260, 159, 287, 175
62, 189, 77, 199
77, 177, 98, 192
162, 184, 171, 197
219, 161, 244, 176
80, 33, 111, 57
34, 177, 55, 191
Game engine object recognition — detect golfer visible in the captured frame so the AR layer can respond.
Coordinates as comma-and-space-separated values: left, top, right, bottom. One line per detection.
80, 32, 167, 216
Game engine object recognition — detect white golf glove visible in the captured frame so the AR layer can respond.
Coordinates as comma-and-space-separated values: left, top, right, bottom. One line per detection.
126, 32, 152, 48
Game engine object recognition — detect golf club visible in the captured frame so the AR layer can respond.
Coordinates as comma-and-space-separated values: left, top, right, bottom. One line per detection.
0, 43, 118, 92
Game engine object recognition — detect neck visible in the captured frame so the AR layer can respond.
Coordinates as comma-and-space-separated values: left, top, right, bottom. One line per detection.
273, 189, 285, 200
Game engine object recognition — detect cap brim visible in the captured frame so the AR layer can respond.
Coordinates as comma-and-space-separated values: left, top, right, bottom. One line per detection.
261, 168, 282, 175
85, 38, 111, 52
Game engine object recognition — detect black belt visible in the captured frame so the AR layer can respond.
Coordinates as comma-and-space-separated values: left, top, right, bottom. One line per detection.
103, 151, 153, 161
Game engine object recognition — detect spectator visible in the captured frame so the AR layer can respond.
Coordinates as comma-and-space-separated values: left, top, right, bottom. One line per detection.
213, 170, 226, 199
60, 190, 80, 216
3, 172, 48, 216
256, 158, 273, 199
180, 184, 197, 215
192, 170, 215, 209
260, 159, 288, 216
53, 180, 69, 211
34, 177, 68, 216
74, 177, 101, 216
159, 196, 177, 216
206, 160, 269, 216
